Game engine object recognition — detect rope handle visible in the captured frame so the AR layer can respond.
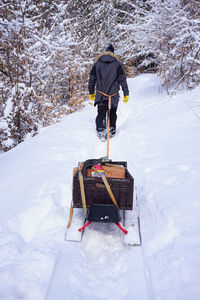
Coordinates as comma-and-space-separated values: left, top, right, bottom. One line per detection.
67, 167, 78, 229
97, 90, 118, 159
78, 163, 87, 215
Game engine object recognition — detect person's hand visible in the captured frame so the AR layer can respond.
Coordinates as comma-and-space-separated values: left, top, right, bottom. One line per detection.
123, 95, 129, 103
89, 94, 95, 101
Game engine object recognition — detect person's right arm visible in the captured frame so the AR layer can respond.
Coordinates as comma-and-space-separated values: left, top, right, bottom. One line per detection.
88, 64, 97, 95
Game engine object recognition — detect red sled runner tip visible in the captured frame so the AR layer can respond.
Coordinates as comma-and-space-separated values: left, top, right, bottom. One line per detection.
78, 221, 92, 232
115, 222, 128, 235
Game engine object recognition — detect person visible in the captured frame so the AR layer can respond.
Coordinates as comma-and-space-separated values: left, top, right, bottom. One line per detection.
88, 44, 129, 140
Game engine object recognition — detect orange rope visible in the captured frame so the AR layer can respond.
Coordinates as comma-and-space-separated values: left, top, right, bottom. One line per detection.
97, 91, 118, 159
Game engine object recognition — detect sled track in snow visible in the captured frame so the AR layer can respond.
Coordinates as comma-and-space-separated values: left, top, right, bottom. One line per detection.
45, 233, 151, 300
45, 189, 152, 300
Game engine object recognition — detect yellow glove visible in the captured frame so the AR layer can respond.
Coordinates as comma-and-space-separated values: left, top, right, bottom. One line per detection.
123, 95, 129, 103
89, 94, 95, 101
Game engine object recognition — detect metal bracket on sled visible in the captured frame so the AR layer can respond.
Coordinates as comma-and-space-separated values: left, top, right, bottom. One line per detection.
78, 204, 128, 235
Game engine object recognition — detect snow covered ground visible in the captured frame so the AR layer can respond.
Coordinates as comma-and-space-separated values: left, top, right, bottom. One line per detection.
0, 74, 200, 300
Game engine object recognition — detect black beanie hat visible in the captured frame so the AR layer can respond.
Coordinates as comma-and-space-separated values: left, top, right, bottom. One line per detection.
106, 44, 114, 53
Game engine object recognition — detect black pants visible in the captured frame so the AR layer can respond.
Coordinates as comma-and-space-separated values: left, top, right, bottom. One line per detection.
96, 101, 117, 132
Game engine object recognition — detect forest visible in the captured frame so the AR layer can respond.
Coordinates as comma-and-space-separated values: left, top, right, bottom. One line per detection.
0, 0, 200, 151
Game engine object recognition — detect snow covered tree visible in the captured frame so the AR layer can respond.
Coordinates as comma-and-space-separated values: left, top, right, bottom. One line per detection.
147, 0, 200, 93
0, 1, 39, 150
118, 0, 200, 93
0, 0, 83, 151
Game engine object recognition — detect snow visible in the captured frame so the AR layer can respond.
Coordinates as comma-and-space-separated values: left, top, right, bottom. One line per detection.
0, 74, 200, 300
4, 97, 13, 118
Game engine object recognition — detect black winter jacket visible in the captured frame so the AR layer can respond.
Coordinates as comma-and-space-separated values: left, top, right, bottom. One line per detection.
88, 51, 129, 107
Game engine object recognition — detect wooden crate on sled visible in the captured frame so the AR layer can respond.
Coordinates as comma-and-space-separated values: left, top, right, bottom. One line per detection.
72, 160, 134, 210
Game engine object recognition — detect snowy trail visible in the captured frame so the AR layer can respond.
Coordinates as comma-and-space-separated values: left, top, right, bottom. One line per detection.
1, 74, 200, 300
45, 78, 153, 300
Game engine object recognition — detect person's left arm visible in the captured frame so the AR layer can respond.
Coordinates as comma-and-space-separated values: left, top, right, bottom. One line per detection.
118, 63, 129, 95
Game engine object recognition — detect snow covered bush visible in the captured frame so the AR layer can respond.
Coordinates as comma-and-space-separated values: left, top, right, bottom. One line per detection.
0, 0, 86, 151
150, 0, 200, 93
119, 0, 200, 93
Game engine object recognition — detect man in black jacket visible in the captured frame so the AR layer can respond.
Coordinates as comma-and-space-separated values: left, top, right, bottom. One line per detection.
88, 44, 129, 140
